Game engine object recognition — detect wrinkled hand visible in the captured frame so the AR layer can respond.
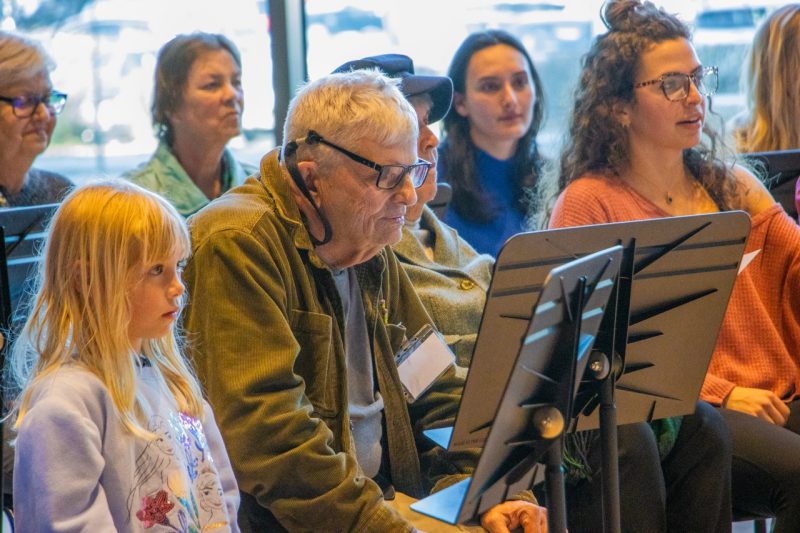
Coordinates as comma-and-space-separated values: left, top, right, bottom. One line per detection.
480, 500, 548, 533
724, 386, 789, 425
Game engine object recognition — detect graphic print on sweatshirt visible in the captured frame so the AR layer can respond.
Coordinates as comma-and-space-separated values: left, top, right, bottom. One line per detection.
127, 411, 229, 532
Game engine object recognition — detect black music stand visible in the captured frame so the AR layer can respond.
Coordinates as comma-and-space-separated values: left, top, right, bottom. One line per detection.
743, 149, 800, 220
0, 204, 58, 505
441, 211, 750, 532
411, 244, 623, 532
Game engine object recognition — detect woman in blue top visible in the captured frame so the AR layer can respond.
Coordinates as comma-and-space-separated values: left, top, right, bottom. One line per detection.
439, 29, 545, 256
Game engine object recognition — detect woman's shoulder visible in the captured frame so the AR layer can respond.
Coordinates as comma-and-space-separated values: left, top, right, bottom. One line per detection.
122, 142, 178, 184
729, 163, 775, 215
561, 173, 623, 199
549, 173, 631, 228
13, 168, 73, 205
27, 167, 72, 187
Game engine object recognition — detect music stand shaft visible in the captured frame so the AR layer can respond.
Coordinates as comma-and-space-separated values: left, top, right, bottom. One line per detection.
545, 438, 567, 532
600, 371, 621, 533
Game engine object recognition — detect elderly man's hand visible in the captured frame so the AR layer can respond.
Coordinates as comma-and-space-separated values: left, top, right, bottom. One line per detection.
480, 500, 548, 533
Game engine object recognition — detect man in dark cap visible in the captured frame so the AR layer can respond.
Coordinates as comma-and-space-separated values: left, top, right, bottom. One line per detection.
334, 54, 494, 376
331, 54, 545, 532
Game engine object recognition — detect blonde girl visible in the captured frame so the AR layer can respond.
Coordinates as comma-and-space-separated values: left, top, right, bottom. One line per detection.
9, 180, 239, 532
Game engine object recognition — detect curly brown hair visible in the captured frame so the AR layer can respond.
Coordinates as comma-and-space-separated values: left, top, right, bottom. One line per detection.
539, 0, 738, 222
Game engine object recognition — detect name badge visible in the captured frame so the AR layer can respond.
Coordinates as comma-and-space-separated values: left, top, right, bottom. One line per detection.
396, 324, 455, 403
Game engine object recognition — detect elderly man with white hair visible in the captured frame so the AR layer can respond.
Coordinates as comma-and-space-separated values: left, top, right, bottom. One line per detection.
184, 68, 546, 532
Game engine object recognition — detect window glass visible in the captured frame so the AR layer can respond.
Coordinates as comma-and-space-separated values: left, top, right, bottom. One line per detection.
6, 0, 273, 184
305, 0, 781, 157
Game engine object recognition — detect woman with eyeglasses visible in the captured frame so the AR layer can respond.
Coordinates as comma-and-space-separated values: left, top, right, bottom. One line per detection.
0, 31, 71, 207
123, 33, 255, 217
438, 29, 545, 257
542, 1, 800, 530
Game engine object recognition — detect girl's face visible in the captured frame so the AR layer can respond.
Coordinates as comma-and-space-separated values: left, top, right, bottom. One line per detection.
127, 250, 186, 353
454, 43, 535, 157
168, 49, 243, 148
620, 37, 706, 157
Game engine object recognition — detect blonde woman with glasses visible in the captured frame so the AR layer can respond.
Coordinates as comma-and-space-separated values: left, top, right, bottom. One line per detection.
0, 31, 71, 207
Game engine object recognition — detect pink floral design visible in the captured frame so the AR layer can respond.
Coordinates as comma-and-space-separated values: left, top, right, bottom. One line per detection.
136, 490, 175, 528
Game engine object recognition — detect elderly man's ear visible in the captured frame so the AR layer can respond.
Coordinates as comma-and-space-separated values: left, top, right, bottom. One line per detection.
295, 160, 321, 199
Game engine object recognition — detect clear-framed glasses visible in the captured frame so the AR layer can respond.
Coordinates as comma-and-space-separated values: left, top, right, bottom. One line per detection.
634, 66, 719, 102
302, 130, 431, 190
0, 91, 68, 118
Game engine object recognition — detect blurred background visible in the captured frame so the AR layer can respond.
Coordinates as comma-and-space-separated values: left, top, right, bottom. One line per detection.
2, 0, 786, 184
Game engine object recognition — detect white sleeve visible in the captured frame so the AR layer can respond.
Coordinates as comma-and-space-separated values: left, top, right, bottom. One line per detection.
203, 401, 241, 533
13, 391, 116, 532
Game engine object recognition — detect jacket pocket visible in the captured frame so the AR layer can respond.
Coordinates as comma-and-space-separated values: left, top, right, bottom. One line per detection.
290, 309, 339, 417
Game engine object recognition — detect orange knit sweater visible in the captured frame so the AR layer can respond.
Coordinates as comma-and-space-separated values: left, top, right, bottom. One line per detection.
550, 174, 800, 405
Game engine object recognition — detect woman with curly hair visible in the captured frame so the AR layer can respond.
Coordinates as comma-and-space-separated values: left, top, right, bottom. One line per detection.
438, 29, 545, 256
544, 1, 800, 531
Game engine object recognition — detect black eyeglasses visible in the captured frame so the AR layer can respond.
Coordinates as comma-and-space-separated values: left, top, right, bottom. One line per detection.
634, 66, 718, 102
0, 91, 68, 118
301, 130, 431, 190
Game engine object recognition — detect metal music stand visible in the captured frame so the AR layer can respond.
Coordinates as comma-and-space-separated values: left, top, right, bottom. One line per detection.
440, 211, 750, 532
0, 204, 58, 505
411, 244, 622, 532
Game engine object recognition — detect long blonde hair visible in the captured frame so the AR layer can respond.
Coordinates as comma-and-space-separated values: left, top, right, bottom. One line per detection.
735, 4, 800, 153
9, 180, 204, 438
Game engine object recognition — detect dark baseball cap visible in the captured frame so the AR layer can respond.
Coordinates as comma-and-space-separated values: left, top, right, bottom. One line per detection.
332, 54, 453, 124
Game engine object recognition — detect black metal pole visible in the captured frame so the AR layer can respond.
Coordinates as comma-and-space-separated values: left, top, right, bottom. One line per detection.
599, 366, 621, 533
545, 436, 567, 533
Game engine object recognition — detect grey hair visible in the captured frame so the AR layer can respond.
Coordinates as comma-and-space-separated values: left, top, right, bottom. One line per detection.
0, 31, 53, 92
283, 69, 418, 167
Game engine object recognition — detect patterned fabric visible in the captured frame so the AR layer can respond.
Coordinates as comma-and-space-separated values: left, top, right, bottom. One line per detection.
393, 205, 494, 366
14, 364, 240, 532
123, 141, 255, 217
550, 174, 800, 407
0, 167, 72, 207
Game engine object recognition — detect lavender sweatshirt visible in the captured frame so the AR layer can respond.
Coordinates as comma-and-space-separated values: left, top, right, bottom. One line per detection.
14, 363, 240, 532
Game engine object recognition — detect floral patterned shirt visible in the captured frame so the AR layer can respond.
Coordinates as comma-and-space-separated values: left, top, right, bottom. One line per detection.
13, 363, 240, 532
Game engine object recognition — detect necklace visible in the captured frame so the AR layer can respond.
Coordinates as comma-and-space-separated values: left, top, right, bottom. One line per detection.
626, 170, 685, 207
